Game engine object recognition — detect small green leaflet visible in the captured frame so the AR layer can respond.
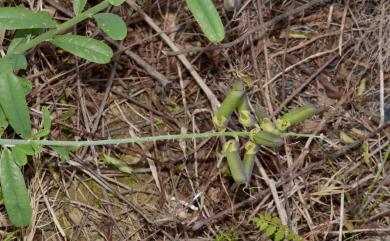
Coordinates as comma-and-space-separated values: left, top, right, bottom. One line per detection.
50, 35, 113, 64
73, 0, 88, 15
18, 77, 33, 96
8, 29, 42, 54
13, 145, 35, 156
8, 54, 27, 71
0, 72, 32, 139
274, 229, 285, 241
185, 0, 225, 42
50, 146, 76, 161
34, 106, 51, 139
0, 54, 27, 72
12, 144, 38, 166
101, 154, 133, 175
0, 149, 32, 227
265, 225, 276, 237
12, 147, 28, 166
94, 13, 127, 40
0, 7, 56, 30
108, 0, 126, 6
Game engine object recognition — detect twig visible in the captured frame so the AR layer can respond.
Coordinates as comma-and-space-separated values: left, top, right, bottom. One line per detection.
378, 0, 386, 125
338, 192, 344, 241
338, 1, 348, 56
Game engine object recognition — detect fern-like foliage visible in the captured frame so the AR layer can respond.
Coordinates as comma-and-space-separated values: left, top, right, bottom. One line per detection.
214, 232, 238, 241
250, 214, 303, 241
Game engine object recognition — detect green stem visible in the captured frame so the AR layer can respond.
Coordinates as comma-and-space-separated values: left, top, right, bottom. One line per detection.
13, 1, 111, 54
0, 131, 250, 147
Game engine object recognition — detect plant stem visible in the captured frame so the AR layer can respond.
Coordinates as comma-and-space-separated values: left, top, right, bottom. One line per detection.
0, 131, 250, 147
13, 1, 111, 54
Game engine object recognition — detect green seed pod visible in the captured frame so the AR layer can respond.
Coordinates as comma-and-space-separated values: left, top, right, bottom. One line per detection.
362, 140, 369, 166
237, 94, 255, 127
276, 104, 317, 131
213, 80, 245, 128
356, 77, 367, 102
242, 141, 258, 183
223, 139, 246, 183
250, 129, 283, 148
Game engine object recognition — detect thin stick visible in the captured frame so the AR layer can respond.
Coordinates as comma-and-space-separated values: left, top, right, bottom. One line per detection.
378, 0, 385, 125
338, 192, 345, 241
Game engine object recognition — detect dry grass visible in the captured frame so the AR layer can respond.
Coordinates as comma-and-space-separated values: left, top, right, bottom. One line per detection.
0, 0, 389, 240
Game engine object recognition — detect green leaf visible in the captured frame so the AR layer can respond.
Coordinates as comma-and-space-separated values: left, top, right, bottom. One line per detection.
264, 213, 272, 221
18, 77, 33, 96
185, 0, 225, 42
13, 145, 35, 156
12, 143, 41, 166
49, 146, 75, 161
107, 0, 126, 6
274, 230, 285, 241
34, 107, 51, 138
0, 55, 27, 72
12, 147, 28, 166
265, 225, 276, 237
259, 220, 269, 231
0, 149, 32, 227
50, 35, 113, 64
0, 107, 8, 137
101, 154, 133, 175
292, 234, 302, 241
0, 73, 32, 139
8, 29, 42, 54
73, 0, 87, 15
94, 13, 127, 40
287, 232, 300, 241
6, 54, 27, 71
0, 57, 14, 73
271, 217, 282, 225
0, 7, 56, 30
